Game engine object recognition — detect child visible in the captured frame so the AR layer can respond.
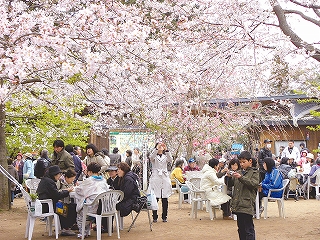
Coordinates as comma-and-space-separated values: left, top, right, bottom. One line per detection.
224, 158, 241, 219
230, 151, 259, 240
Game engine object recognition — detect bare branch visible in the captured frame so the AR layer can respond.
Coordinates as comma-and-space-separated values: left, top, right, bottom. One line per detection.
314, 9, 320, 18
284, 9, 320, 27
289, 0, 320, 9
20, 78, 42, 84
271, 1, 320, 62
13, 32, 41, 45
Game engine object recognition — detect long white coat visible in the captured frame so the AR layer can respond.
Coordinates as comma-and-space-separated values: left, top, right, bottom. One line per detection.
149, 149, 173, 198
200, 164, 231, 206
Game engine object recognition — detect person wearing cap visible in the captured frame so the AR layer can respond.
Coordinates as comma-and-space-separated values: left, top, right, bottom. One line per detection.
22, 153, 35, 180
37, 165, 75, 236
183, 158, 200, 173
106, 165, 120, 190
258, 139, 273, 181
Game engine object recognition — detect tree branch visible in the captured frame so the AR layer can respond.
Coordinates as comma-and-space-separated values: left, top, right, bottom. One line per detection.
284, 9, 320, 27
271, 0, 320, 62
314, 9, 320, 18
20, 78, 42, 84
289, 0, 320, 9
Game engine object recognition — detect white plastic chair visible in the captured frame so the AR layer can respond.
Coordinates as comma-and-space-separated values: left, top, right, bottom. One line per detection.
81, 190, 124, 240
307, 168, 320, 200
25, 178, 41, 194
189, 178, 206, 210
21, 187, 59, 240
189, 177, 201, 189
174, 178, 191, 209
263, 179, 290, 219
185, 181, 216, 220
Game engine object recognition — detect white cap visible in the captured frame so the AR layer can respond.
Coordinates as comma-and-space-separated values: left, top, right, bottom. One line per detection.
306, 153, 314, 160
219, 158, 226, 163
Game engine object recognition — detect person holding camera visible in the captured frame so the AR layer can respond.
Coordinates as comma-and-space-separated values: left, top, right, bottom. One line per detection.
149, 142, 173, 223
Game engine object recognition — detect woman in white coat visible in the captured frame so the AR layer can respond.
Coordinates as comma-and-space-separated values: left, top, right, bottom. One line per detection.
200, 158, 231, 219
149, 142, 173, 223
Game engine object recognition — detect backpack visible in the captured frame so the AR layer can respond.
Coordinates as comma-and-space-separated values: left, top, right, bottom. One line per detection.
34, 158, 51, 178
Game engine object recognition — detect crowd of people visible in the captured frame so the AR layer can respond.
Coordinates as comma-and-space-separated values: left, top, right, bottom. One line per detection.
6, 138, 320, 240
7, 140, 146, 238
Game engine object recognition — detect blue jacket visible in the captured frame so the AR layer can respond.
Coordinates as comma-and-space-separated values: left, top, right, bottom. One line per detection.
70, 152, 82, 181
261, 168, 283, 198
23, 158, 35, 179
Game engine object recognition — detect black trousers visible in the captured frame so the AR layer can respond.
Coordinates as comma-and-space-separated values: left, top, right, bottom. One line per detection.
236, 212, 255, 240
221, 201, 231, 217
152, 198, 168, 220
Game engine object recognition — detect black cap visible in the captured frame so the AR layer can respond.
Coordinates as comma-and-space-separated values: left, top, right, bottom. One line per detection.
48, 165, 62, 176
264, 139, 272, 143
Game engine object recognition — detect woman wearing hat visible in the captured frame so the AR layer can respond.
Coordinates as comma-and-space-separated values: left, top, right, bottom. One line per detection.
37, 165, 75, 236
13, 153, 24, 184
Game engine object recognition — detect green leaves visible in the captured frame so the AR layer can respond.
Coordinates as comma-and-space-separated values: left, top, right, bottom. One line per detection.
66, 73, 83, 85
5, 91, 93, 156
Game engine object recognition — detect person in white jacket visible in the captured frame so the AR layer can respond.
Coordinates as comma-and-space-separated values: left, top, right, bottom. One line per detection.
281, 141, 300, 164
149, 142, 173, 223
200, 158, 231, 219
74, 162, 109, 238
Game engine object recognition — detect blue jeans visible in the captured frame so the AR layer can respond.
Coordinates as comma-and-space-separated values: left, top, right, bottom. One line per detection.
11, 191, 15, 203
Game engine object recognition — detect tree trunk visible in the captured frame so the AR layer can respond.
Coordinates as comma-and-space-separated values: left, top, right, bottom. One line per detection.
0, 103, 9, 210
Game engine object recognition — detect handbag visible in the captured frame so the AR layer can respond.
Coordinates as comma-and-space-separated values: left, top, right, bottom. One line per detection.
56, 201, 68, 217
132, 196, 147, 213
147, 189, 158, 210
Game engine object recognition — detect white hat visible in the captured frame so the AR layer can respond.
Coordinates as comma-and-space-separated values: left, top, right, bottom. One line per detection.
219, 158, 226, 163
24, 153, 33, 159
306, 153, 314, 160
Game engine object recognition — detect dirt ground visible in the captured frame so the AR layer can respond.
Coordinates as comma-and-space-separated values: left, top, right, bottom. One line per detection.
0, 193, 319, 240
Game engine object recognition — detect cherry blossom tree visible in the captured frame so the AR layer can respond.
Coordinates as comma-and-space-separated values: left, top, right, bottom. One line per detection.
0, 0, 319, 210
